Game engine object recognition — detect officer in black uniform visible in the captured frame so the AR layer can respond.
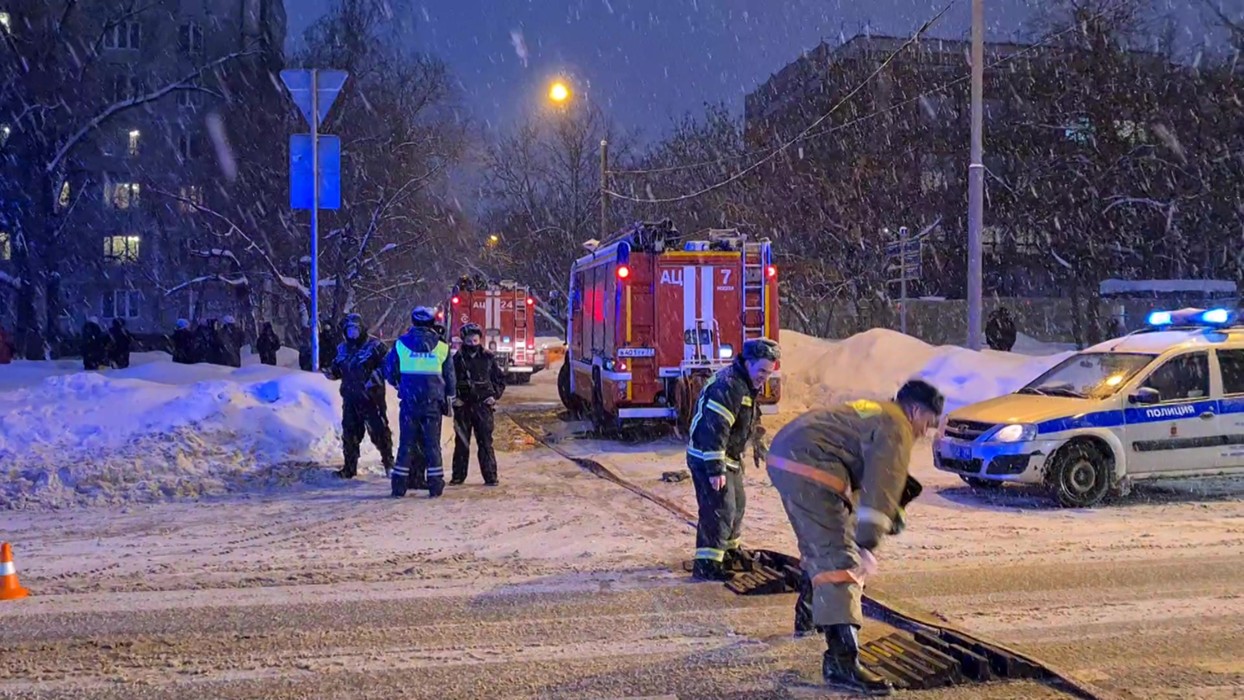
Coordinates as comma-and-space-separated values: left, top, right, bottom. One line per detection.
450, 323, 507, 486
324, 313, 394, 479
685, 337, 781, 582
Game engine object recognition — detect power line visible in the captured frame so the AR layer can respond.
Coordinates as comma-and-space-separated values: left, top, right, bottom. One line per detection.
601, 1, 957, 204
604, 3, 1112, 188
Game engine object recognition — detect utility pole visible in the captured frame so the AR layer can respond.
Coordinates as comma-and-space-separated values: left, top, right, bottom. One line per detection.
900, 225, 909, 336
966, 0, 985, 350
600, 139, 609, 239
310, 69, 321, 370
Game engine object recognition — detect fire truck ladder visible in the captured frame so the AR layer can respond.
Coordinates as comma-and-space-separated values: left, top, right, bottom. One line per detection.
741, 240, 769, 340
512, 283, 530, 364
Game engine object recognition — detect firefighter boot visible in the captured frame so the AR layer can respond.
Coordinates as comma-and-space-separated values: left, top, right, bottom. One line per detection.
822, 625, 892, 696
794, 571, 816, 637
691, 559, 734, 582
723, 547, 754, 572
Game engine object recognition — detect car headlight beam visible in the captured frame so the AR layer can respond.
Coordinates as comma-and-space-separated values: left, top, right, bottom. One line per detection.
991, 423, 1036, 443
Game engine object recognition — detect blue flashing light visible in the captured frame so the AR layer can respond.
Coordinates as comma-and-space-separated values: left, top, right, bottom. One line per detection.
1147, 311, 1173, 326
1200, 308, 1231, 325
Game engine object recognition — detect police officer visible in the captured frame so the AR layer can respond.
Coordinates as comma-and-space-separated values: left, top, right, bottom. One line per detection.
766, 379, 944, 696
383, 306, 456, 498
686, 337, 780, 582
450, 323, 507, 486
324, 314, 394, 479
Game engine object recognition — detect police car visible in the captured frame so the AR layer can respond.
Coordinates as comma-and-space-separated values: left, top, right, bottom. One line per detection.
933, 307, 1244, 507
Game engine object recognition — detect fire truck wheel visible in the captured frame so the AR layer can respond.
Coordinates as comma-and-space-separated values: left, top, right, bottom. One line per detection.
590, 369, 619, 437
557, 361, 585, 415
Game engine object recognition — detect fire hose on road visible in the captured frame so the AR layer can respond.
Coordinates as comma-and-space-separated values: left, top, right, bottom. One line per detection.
511, 414, 1119, 699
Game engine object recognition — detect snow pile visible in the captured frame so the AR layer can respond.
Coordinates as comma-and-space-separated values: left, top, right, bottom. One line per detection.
780, 329, 1071, 414
0, 359, 382, 510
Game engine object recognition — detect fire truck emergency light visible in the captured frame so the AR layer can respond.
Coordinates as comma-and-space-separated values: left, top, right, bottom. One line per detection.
526, 297, 535, 306
616, 265, 630, 280
766, 265, 777, 279
451, 295, 460, 305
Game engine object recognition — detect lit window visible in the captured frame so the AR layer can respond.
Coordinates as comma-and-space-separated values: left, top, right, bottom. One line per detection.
179, 23, 203, 55
103, 290, 142, 319
57, 181, 71, 210
178, 185, 204, 212
104, 180, 141, 209
0, 12, 11, 34
0, 231, 10, 260
103, 21, 141, 50
103, 235, 141, 263
127, 129, 141, 157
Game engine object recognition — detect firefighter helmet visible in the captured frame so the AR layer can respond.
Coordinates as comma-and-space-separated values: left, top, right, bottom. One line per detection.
460, 322, 483, 340
741, 338, 781, 362
410, 306, 437, 327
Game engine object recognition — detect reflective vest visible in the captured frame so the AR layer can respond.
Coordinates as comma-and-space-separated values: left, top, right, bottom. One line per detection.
395, 339, 449, 375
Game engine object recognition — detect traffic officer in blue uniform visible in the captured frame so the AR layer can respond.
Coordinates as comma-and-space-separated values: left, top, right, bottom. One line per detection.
383, 306, 456, 498
685, 337, 780, 582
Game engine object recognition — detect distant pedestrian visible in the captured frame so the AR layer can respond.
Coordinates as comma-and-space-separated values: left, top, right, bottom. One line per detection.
0, 324, 14, 364
256, 322, 281, 366
219, 315, 243, 368
171, 319, 196, 364
81, 317, 111, 371
985, 307, 1017, 352
108, 318, 132, 369
195, 319, 222, 365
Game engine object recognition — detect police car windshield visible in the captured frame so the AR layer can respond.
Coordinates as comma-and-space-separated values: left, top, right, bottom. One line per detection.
1018, 352, 1157, 400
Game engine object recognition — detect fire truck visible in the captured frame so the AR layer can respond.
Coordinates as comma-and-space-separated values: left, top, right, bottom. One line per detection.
557, 220, 780, 434
445, 276, 545, 383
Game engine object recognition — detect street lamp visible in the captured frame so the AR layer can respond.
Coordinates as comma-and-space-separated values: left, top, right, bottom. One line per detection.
548, 80, 571, 104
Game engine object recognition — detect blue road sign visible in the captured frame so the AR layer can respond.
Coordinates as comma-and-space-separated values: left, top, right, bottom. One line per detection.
280, 69, 348, 127
290, 134, 342, 211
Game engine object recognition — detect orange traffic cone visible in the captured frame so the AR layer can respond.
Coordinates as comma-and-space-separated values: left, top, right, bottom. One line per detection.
0, 542, 30, 600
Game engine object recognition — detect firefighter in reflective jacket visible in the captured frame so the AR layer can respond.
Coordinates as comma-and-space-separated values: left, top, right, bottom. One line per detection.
383, 306, 457, 498
686, 337, 780, 582
766, 379, 943, 696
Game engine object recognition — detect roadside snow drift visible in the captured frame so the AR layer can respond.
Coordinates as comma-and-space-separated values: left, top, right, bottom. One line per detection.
0, 353, 408, 510
780, 329, 1071, 413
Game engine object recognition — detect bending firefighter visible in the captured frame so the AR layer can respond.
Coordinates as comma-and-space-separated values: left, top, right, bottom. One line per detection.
323, 314, 394, 479
451, 323, 507, 486
766, 379, 943, 696
686, 337, 780, 582
384, 306, 456, 499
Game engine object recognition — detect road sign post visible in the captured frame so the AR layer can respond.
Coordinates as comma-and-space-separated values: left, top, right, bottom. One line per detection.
280, 69, 347, 371
900, 226, 909, 335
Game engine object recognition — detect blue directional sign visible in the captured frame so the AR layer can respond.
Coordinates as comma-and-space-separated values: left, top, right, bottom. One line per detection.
279, 69, 348, 127
290, 134, 341, 210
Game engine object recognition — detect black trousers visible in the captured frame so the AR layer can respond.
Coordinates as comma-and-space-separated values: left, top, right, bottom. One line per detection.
342, 396, 393, 476
451, 402, 497, 483
394, 409, 444, 491
689, 464, 746, 562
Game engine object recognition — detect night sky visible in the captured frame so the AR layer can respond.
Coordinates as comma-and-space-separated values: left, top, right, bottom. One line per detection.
286, 0, 1233, 139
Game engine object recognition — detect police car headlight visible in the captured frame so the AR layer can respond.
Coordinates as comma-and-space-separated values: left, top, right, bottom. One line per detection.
990, 423, 1036, 443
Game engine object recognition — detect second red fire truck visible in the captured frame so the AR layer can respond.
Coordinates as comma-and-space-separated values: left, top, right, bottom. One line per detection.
557, 220, 781, 434
445, 276, 545, 383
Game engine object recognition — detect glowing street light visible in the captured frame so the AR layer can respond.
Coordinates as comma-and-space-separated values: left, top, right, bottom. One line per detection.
548, 80, 571, 104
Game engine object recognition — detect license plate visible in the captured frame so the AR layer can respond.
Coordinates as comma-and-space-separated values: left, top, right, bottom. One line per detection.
943, 443, 972, 461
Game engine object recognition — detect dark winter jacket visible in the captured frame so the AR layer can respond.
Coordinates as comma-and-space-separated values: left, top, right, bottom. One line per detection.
108, 320, 132, 369
217, 322, 243, 368
985, 309, 1017, 352
256, 324, 281, 366
195, 322, 222, 365
686, 359, 761, 476
172, 328, 196, 364
0, 326, 13, 364
81, 321, 111, 370
383, 325, 457, 416
298, 338, 313, 371
766, 400, 914, 551
453, 345, 506, 405
326, 332, 389, 404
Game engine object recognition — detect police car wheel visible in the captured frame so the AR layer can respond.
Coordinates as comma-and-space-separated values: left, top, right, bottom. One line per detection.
1047, 442, 1110, 508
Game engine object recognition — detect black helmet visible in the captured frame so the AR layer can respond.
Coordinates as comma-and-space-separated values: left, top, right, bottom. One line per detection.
410, 306, 437, 327
460, 322, 483, 340
896, 379, 945, 416
741, 337, 781, 362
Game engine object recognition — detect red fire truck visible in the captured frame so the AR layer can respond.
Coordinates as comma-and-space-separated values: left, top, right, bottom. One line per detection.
445, 277, 545, 383
557, 221, 780, 434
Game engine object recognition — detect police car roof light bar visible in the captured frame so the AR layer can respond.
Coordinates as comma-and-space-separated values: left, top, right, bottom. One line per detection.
1142, 307, 1238, 331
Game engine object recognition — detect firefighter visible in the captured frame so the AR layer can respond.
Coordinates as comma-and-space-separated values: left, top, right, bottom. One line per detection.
383, 306, 456, 498
686, 337, 780, 582
324, 314, 394, 479
766, 379, 944, 696
450, 322, 507, 486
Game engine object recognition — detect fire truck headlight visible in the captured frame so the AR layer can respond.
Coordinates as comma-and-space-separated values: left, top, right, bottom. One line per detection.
719, 345, 734, 359
451, 296, 460, 305
503, 336, 511, 344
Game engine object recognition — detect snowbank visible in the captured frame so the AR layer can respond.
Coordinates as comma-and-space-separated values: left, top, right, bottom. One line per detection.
779, 329, 1071, 414
0, 357, 425, 510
